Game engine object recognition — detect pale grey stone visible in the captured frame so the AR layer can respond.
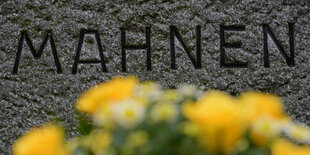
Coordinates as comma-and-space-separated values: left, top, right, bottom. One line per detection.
1, 0, 310, 154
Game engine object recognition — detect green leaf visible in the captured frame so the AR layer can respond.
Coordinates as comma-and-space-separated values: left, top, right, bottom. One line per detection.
77, 112, 92, 136
73, 147, 94, 155
238, 147, 271, 155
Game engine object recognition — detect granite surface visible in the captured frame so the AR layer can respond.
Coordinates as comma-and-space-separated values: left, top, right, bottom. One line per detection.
1, 0, 310, 154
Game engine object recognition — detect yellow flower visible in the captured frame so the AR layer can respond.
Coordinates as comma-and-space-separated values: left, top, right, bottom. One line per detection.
113, 99, 146, 129
150, 102, 178, 122
239, 92, 286, 123
239, 92, 288, 146
13, 124, 68, 155
182, 90, 245, 153
272, 139, 310, 155
76, 76, 137, 114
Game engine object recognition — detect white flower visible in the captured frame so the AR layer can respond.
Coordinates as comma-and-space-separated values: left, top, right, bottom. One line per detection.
113, 99, 146, 129
135, 82, 162, 103
284, 123, 310, 144
150, 103, 178, 123
177, 84, 202, 99
93, 104, 113, 127
252, 117, 282, 138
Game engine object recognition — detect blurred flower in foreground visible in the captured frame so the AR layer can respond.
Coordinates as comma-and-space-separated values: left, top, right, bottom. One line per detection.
13, 124, 68, 155
284, 123, 310, 144
80, 130, 112, 154
113, 99, 146, 129
272, 139, 310, 155
92, 103, 114, 127
178, 84, 203, 99
135, 81, 162, 104
160, 89, 180, 103
239, 92, 287, 122
250, 117, 282, 146
121, 130, 149, 155
239, 92, 288, 146
181, 121, 200, 137
183, 90, 245, 153
151, 102, 178, 123
126, 130, 149, 148
76, 76, 137, 114
13, 76, 310, 155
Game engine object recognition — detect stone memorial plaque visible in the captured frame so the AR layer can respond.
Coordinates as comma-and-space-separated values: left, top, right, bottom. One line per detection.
1, 0, 310, 154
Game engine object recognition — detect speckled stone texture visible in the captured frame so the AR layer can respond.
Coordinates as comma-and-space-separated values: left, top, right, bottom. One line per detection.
1, 0, 310, 154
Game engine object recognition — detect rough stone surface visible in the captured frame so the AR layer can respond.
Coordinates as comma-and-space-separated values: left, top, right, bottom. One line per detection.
1, 0, 310, 154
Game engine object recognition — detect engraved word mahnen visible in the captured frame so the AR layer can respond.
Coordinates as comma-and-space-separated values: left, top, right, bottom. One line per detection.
12, 23, 295, 74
